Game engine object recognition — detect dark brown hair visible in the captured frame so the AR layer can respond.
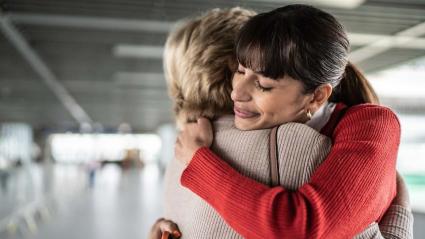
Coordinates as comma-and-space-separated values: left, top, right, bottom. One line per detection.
236, 4, 379, 106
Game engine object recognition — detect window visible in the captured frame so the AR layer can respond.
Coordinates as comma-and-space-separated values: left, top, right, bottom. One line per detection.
50, 133, 161, 164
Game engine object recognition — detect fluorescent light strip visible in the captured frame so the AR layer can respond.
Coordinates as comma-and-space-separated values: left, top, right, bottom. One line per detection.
112, 33, 425, 60
313, 0, 366, 9
350, 21, 425, 63
255, 0, 365, 9
113, 45, 164, 59
349, 33, 425, 49
368, 57, 425, 99
114, 72, 166, 86
8, 13, 174, 33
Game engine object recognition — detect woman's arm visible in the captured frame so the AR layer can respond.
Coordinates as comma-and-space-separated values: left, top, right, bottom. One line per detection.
354, 172, 413, 239
176, 105, 400, 239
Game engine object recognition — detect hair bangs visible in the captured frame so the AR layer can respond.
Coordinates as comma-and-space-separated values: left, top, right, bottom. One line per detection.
236, 13, 295, 80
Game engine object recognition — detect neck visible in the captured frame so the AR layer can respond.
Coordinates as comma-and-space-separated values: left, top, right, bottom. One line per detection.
306, 102, 336, 132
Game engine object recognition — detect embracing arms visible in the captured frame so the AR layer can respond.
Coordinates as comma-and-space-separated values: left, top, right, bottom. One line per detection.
175, 105, 401, 238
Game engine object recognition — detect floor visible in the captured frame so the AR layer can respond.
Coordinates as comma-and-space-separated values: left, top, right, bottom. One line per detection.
1, 163, 424, 239
0, 163, 163, 239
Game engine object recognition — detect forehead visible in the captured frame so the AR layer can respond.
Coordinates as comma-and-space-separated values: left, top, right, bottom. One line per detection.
238, 62, 263, 73
239, 64, 295, 81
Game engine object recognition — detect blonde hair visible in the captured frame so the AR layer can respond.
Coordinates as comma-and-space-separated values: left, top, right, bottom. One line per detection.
164, 7, 255, 128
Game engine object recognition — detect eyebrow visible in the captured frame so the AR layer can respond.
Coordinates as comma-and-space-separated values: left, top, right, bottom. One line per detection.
238, 63, 264, 74
254, 70, 266, 75
258, 75, 278, 84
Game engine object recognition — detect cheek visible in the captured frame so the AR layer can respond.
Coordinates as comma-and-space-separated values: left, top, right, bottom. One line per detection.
255, 94, 286, 117
232, 74, 243, 88
256, 92, 302, 119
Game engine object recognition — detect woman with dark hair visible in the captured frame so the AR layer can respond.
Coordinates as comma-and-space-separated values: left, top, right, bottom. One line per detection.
174, 4, 412, 239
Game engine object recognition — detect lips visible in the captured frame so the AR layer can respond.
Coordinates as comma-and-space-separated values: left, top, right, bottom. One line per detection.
234, 106, 259, 119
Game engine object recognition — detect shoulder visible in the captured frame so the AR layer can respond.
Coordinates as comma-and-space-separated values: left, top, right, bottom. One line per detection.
212, 115, 235, 130
277, 122, 331, 162
277, 122, 329, 143
343, 103, 400, 127
334, 103, 401, 141
346, 103, 398, 117
212, 116, 270, 148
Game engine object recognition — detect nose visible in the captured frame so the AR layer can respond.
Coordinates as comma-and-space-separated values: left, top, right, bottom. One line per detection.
231, 73, 252, 102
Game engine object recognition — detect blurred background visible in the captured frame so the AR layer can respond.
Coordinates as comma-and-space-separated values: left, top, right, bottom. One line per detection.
0, 0, 424, 238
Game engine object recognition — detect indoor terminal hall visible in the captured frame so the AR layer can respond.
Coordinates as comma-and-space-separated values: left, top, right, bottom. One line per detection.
0, 0, 425, 239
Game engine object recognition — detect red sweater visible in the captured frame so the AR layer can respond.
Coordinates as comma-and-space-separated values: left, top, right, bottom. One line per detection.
180, 103, 400, 239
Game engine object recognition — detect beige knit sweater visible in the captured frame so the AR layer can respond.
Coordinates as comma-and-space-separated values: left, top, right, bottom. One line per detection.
163, 116, 413, 239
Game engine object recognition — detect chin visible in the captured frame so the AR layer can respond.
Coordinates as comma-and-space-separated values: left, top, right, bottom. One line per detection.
234, 119, 259, 131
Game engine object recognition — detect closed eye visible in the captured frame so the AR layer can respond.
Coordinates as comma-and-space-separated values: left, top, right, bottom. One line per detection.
255, 80, 272, 92
235, 69, 245, 74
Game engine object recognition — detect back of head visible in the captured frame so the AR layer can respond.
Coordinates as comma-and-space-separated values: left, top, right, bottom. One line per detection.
236, 4, 378, 107
164, 7, 256, 128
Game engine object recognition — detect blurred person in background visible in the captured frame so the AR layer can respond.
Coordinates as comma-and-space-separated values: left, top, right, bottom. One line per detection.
0, 155, 11, 194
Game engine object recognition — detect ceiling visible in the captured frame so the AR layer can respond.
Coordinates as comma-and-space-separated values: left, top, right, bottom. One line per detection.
0, 0, 425, 132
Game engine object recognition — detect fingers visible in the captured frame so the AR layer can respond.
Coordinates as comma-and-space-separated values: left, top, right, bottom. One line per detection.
393, 171, 411, 209
161, 231, 170, 239
149, 218, 164, 239
149, 227, 161, 239
197, 117, 211, 127
158, 219, 181, 238
396, 171, 407, 188
150, 218, 181, 239
174, 117, 214, 165
396, 172, 408, 195
197, 117, 212, 133
197, 117, 213, 146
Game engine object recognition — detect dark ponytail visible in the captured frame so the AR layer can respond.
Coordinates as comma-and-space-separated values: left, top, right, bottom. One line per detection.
236, 4, 380, 107
330, 62, 379, 106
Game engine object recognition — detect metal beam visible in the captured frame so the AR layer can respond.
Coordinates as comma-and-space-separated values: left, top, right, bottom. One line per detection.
349, 21, 425, 63
111, 34, 425, 60
114, 72, 167, 87
0, 13, 92, 125
7, 13, 174, 33
7, 12, 425, 53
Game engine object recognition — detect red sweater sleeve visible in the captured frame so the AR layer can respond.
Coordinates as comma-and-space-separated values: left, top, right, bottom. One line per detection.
180, 104, 400, 239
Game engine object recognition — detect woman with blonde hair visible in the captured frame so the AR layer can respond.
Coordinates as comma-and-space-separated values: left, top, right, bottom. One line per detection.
150, 6, 413, 239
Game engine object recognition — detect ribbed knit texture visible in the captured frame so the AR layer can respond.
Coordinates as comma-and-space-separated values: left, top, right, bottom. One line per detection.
181, 104, 404, 239
165, 106, 412, 238
276, 124, 331, 190
378, 205, 414, 239
163, 116, 271, 239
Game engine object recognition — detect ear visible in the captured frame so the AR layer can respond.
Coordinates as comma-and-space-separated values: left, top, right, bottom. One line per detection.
308, 84, 333, 113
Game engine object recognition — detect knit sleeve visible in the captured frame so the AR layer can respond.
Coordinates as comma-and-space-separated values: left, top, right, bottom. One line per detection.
180, 104, 400, 239
379, 205, 414, 239
354, 205, 414, 239
353, 207, 414, 239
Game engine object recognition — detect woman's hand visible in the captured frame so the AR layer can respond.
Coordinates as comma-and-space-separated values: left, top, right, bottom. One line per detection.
148, 218, 181, 239
392, 171, 410, 209
175, 117, 213, 165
